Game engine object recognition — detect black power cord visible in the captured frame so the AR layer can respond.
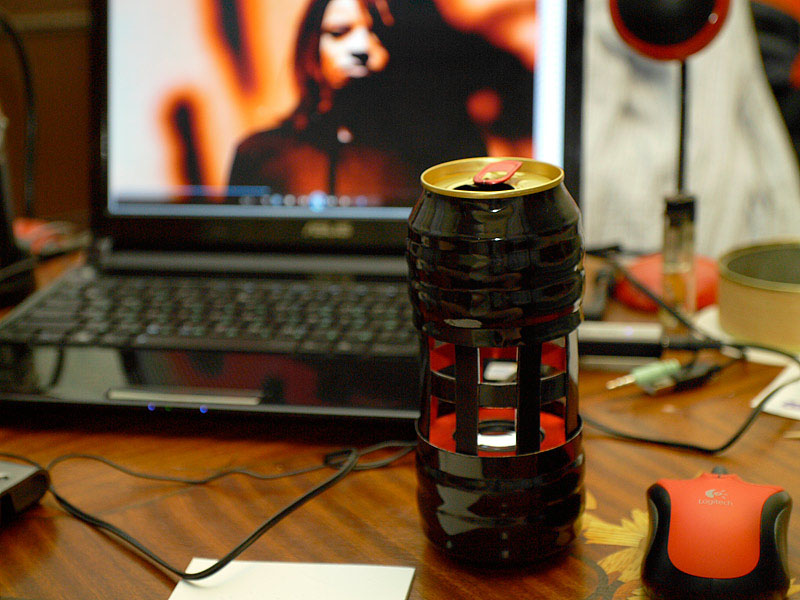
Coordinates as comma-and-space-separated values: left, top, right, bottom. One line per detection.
0, 9, 38, 305
583, 252, 800, 454
1, 441, 415, 581
0, 251, 36, 283
0, 7, 37, 218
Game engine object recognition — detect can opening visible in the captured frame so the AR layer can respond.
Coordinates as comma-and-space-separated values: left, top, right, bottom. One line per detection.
454, 182, 516, 192
419, 157, 564, 198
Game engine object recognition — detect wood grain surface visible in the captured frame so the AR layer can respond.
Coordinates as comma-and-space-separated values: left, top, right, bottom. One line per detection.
0, 255, 797, 600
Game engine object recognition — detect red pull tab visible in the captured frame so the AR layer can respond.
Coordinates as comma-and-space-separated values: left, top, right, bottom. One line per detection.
473, 160, 522, 186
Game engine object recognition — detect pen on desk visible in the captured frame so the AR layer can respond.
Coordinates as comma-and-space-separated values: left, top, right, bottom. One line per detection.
578, 321, 665, 358
577, 321, 717, 359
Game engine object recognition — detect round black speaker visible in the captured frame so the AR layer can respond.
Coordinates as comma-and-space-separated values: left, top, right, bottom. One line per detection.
610, 0, 730, 61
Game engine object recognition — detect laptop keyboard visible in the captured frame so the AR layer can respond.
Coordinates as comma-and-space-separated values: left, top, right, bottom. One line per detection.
0, 267, 418, 357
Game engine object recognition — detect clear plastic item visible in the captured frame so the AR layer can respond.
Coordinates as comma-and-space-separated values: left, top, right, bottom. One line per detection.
661, 194, 696, 333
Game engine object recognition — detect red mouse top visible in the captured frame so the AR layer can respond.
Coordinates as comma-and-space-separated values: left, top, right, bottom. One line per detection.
657, 473, 784, 579
643, 472, 791, 600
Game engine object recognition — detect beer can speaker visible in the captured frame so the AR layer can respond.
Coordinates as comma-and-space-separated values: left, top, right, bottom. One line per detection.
406, 157, 585, 563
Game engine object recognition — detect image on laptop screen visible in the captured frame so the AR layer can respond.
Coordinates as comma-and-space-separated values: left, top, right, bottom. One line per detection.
105, 0, 575, 223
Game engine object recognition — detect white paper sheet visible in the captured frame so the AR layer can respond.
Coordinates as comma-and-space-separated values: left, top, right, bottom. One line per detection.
168, 558, 415, 600
694, 306, 800, 420
750, 364, 800, 421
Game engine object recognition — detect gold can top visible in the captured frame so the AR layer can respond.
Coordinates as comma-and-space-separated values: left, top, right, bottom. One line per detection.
420, 157, 564, 199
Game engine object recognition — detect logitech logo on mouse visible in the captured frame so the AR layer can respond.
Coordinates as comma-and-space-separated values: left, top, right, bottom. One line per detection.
699, 489, 733, 506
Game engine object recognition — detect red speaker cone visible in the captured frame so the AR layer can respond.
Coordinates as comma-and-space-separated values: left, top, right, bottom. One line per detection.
609, 0, 731, 61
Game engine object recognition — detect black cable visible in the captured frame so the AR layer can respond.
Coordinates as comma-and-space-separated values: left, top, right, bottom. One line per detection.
0, 253, 36, 282
44, 440, 415, 581
324, 439, 415, 471
602, 254, 709, 339
583, 252, 800, 454
47, 452, 326, 484
606, 254, 800, 370
583, 373, 800, 454
0, 8, 37, 218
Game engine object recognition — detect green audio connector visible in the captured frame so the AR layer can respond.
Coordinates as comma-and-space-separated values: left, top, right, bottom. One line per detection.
605, 358, 682, 390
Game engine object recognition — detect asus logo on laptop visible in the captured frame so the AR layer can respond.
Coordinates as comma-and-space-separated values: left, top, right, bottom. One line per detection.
301, 221, 355, 240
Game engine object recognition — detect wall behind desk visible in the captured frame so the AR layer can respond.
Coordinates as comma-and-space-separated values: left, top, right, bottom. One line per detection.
0, 0, 90, 225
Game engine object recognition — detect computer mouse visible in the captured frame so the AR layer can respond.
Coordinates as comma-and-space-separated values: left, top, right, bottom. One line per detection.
0, 460, 49, 526
641, 472, 791, 600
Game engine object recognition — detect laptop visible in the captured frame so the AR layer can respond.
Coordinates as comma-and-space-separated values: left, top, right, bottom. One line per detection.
0, 0, 584, 422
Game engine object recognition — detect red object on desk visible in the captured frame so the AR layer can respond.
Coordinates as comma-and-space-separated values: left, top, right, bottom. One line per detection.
613, 253, 718, 312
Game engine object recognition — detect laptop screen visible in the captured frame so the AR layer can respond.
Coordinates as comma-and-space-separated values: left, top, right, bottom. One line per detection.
95, 0, 583, 251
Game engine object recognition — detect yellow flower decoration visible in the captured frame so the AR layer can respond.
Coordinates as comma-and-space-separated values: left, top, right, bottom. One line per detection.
583, 508, 650, 584
581, 503, 800, 600
585, 490, 598, 511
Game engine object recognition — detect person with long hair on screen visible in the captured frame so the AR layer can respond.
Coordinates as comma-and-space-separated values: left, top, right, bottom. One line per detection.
227, 0, 487, 206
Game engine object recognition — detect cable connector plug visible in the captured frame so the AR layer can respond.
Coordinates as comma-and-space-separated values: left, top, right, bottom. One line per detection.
606, 359, 723, 395
639, 361, 723, 396
663, 335, 724, 351
606, 358, 681, 390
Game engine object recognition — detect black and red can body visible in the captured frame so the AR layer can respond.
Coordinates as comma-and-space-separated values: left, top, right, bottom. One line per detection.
406, 157, 585, 563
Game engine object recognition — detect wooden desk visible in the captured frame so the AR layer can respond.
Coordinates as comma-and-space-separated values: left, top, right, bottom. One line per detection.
0, 258, 798, 599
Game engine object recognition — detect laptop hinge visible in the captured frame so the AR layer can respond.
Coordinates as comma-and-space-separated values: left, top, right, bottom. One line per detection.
91, 239, 408, 277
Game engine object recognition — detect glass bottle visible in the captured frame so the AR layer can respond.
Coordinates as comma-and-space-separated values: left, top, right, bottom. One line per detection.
660, 194, 696, 334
